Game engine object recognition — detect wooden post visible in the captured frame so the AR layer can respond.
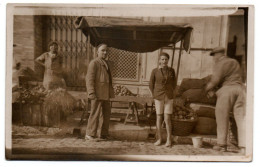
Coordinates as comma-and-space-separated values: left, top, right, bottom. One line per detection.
93, 47, 97, 59
176, 40, 183, 82
93, 41, 97, 59
42, 105, 49, 126
170, 44, 176, 68
87, 34, 90, 65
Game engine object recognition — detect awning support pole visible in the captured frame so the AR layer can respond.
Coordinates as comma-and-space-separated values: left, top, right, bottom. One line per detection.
93, 41, 97, 58
87, 34, 91, 65
157, 48, 163, 68
170, 44, 176, 68
176, 40, 183, 82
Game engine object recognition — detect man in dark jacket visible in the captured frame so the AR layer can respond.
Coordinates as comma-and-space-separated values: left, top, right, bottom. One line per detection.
205, 47, 246, 153
85, 44, 115, 140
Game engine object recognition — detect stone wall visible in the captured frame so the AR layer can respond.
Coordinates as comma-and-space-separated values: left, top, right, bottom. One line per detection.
13, 15, 35, 69
33, 16, 45, 80
13, 15, 45, 81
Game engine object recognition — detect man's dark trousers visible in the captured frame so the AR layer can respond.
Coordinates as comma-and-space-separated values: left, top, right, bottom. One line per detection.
86, 99, 111, 137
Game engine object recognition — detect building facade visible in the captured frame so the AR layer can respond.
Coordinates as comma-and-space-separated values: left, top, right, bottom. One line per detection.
13, 12, 246, 96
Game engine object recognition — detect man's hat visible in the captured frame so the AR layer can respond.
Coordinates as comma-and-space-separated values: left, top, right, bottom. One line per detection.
210, 47, 225, 56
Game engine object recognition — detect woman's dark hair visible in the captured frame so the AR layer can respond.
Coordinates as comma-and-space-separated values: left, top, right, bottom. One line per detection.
97, 43, 108, 50
48, 41, 59, 48
159, 52, 170, 59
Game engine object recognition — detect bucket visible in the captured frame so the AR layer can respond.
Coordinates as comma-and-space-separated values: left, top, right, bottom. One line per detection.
192, 137, 203, 148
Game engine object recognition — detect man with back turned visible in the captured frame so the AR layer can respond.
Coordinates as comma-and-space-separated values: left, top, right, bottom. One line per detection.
205, 47, 246, 153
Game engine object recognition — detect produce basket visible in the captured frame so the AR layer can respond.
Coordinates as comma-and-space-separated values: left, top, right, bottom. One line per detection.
172, 102, 198, 136
172, 118, 197, 136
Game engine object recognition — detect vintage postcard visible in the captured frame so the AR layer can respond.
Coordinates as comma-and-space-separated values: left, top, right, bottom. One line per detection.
5, 4, 254, 161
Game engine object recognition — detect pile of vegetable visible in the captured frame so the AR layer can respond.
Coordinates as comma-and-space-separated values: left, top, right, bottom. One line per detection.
113, 85, 136, 96
19, 85, 47, 104
44, 88, 76, 116
19, 85, 76, 117
172, 99, 197, 121
172, 105, 197, 120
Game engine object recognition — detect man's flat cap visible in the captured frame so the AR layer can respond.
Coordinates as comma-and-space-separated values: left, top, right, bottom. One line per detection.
210, 47, 225, 56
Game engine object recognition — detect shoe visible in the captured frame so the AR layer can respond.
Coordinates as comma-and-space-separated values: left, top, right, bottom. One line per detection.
213, 145, 227, 151
154, 140, 162, 146
85, 135, 95, 140
165, 141, 172, 147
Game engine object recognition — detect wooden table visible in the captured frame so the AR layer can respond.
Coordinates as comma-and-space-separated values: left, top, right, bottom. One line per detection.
110, 96, 154, 125
111, 96, 153, 104
68, 91, 154, 125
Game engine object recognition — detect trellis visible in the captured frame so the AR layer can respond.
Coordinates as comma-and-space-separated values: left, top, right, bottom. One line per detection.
107, 47, 139, 81
46, 16, 140, 89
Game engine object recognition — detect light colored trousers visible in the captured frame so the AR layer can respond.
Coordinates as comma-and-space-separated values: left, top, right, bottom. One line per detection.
215, 84, 246, 147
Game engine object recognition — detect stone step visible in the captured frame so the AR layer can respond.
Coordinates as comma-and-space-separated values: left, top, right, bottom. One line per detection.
71, 121, 217, 145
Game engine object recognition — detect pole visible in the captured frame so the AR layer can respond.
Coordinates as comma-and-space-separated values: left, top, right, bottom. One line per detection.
87, 34, 90, 65
176, 40, 183, 82
170, 44, 176, 68
93, 41, 97, 59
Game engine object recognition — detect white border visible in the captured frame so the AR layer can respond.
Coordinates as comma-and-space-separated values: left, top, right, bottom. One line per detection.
1, 0, 259, 167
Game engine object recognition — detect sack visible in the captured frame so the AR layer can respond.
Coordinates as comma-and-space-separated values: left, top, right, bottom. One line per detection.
173, 97, 185, 107
182, 89, 216, 105
193, 117, 217, 135
189, 103, 215, 119
179, 76, 211, 94
197, 106, 215, 119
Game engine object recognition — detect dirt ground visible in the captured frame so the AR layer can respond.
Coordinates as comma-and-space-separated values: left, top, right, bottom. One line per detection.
11, 136, 243, 156
10, 125, 243, 161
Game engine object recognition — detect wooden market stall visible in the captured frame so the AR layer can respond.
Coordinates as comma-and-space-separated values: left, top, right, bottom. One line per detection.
74, 16, 193, 125
74, 16, 193, 81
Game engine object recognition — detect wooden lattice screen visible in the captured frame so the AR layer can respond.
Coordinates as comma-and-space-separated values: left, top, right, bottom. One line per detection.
108, 47, 139, 81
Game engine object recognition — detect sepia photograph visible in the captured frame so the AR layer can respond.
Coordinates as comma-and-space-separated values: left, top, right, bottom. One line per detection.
5, 3, 254, 162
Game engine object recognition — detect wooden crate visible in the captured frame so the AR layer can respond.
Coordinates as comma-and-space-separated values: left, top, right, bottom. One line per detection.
21, 103, 61, 127
21, 104, 41, 126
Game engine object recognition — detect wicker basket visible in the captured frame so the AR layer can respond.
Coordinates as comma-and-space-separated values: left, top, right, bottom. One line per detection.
172, 118, 197, 136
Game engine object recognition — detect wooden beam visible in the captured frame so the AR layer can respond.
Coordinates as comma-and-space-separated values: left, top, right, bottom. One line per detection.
170, 44, 176, 68
87, 34, 90, 65
162, 46, 213, 51
93, 41, 97, 58
176, 40, 183, 82
97, 36, 172, 43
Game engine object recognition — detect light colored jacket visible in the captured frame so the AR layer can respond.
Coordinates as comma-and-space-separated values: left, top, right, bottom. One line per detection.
86, 58, 114, 100
211, 56, 243, 88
